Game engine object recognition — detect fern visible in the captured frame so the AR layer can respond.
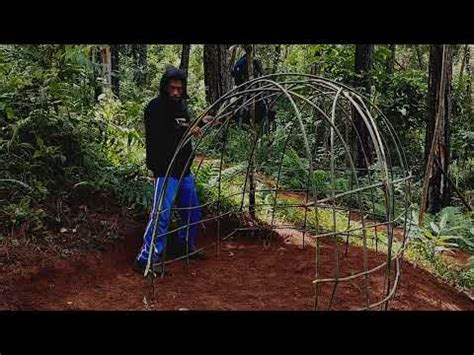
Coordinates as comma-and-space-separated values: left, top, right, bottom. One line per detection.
408, 207, 474, 259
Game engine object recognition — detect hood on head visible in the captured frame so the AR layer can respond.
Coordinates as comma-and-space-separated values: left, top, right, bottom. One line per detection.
159, 66, 188, 99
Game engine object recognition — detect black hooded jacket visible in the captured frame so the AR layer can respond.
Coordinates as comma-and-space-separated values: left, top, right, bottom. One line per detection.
144, 67, 195, 178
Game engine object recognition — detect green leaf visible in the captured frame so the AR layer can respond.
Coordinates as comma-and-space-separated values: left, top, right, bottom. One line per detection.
430, 222, 440, 235
444, 226, 467, 233
438, 235, 464, 241
5, 106, 16, 119
424, 230, 433, 238
434, 246, 455, 255
36, 136, 45, 149
0, 179, 30, 190
461, 239, 474, 247
439, 212, 449, 230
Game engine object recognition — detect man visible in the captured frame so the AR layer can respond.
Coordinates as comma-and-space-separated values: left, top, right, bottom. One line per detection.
231, 54, 264, 87
134, 67, 207, 275
231, 54, 276, 132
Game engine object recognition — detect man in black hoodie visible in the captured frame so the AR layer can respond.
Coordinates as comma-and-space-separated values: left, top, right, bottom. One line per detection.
134, 67, 207, 274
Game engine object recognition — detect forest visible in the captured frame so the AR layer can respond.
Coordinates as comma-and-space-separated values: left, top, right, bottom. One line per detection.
0, 44, 473, 310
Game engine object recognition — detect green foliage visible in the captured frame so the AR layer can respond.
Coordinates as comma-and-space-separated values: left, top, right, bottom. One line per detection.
375, 69, 428, 173
193, 157, 387, 249
0, 45, 152, 236
406, 241, 474, 290
1, 43, 473, 292
1, 45, 98, 233
187, 45, 207, 113
278, 45, 355, 83
0, 195, 45, 237
451, 131, 474, 205
452, 74, 473, 132
407, 207, 474, 258
450, 165, 474, 212
193, 159, 245, 217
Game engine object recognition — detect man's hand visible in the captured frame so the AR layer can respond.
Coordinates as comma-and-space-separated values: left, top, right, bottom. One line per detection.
190, 115, 220, 138
191, 126, 203, 137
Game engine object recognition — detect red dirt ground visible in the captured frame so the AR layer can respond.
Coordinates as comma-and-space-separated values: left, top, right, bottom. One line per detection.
1, 204, 472, 311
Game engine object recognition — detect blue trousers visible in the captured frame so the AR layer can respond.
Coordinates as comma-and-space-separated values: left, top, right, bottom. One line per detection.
136, 174, 202, 264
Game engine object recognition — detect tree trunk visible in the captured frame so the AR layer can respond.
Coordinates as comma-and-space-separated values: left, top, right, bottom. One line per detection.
132, 44, 147, 87
459, 47, 466, 80
244, 44, 257, 219
203, 44, 231, 108
283, 45, 290, 62
180, 44, 191, 79
422, 45, 453, 214
271, 45, 281, 74
415, 45, 425, 70
386, 44, 396, 75
100, 46, 112, 90
465, 46, 472, 121
352, 44, 374, 171
91, 46, 103, 100
229, 45, 239, 76
110, 45, 120, 97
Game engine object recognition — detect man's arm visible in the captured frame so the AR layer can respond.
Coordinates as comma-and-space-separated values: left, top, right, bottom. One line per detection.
183, 101, 220, 137
144, 102, 163, 176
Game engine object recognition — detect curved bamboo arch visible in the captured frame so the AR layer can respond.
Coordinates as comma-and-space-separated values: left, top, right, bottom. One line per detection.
144, 73, 414, 311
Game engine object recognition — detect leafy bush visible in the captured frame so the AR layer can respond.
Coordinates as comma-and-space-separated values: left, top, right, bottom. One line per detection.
0, 45, 152, 236
407, 207, 474, 258
376, 69, 428, 173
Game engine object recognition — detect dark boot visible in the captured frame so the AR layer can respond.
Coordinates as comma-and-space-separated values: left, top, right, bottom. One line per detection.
132, 259, 171, 276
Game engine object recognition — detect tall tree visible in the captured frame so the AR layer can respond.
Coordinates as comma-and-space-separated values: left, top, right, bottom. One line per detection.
271, 45, 281, 74
100, 46, 112, 91
244, 44, 257, 219
464, 45, 472, 122
203, 44, 231, 108
229, 45, 239, 74
352, 44, 374, 170
91, 46, 103, 100
386, 44, 396, 75
180, 44, 191, 79
420, 45, 454, 216
110, 45, 120, 97
132, 44, 147, 87
458, 44, 469, 80
415, 45, 425, 70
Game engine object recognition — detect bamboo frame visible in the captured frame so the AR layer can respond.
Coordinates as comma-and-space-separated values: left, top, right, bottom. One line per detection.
143, 73, 413, 311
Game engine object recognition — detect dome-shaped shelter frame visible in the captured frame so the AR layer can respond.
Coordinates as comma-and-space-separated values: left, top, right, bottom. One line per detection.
144, 73, 413, 310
